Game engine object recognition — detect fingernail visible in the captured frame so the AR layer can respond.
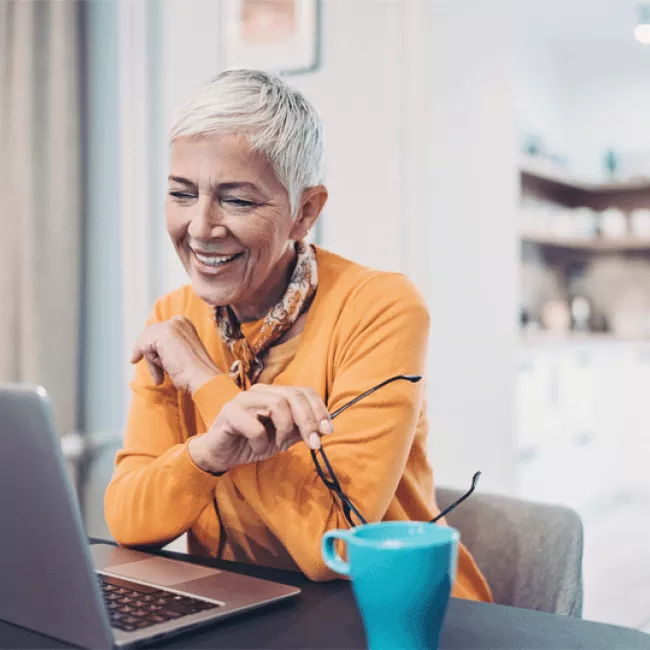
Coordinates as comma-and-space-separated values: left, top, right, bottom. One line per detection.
308, 432, 321, 450
282, 441, 292, 452
319, 419, 333, 434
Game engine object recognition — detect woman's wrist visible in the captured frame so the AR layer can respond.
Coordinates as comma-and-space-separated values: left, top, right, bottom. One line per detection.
188, 367, 222, 396
188, 436, 227, 476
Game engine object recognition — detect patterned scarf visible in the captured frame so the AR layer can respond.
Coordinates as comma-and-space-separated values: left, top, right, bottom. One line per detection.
215, 241, 318, 389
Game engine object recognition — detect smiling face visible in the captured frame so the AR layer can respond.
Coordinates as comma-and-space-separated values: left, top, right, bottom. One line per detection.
166, 133, 327, 322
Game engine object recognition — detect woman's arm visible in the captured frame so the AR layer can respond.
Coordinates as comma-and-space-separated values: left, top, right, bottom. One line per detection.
104, 295, 241, 548
218, 273, 431, 580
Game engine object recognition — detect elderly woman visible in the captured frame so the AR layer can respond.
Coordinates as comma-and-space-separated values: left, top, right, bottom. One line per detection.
105, 70, 491, 601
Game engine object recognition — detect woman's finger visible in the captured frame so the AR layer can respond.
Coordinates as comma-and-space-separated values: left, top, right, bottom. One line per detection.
248, 388, 296, 449
281, 389, 323, 449
145, 355, 164, 385
131, 347, 144, 364
226, 407, 271, 456
279, 433, 303, 452
297, 387, 332, 435
137, 345, 164, 385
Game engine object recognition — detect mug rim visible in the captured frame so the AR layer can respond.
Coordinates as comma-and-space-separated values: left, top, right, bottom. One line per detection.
344, 521, 460, 549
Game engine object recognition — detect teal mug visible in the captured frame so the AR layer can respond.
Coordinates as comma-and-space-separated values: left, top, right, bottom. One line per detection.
322, 521, 459, 650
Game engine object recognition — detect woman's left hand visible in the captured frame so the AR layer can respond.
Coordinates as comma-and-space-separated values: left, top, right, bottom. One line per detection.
131, 316, 220, 393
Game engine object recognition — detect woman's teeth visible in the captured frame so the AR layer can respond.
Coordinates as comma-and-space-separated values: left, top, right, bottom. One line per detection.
194, 252, 239, 267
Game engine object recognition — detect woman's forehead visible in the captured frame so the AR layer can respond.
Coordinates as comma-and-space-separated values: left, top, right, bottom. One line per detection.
169, 133, 280, 189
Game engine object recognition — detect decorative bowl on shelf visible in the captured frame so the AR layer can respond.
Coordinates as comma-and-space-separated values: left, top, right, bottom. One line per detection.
573, 207, 598, 239
540, 299, 571, 333
599, 208, 628, 239
630, 209, 650, 240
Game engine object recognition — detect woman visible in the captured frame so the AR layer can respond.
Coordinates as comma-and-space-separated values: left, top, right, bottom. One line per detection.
105, 70, 491, 601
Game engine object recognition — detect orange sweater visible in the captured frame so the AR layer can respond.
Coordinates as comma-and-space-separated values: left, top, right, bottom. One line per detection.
105, 247, 492, 601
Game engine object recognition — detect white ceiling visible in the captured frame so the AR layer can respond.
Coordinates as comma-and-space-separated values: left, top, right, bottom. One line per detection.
517, 0, 648, 46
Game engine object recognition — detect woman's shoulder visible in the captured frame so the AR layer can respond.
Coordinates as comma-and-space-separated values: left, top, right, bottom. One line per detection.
315, 246, 428, 315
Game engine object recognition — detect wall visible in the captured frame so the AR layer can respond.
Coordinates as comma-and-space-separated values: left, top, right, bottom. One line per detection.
424, 0, 518, 493
562, 44, 650, 180
516, 34, 650, 181
515, 36, 569, 162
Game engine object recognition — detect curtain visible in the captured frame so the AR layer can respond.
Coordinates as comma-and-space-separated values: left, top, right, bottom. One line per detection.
0, 0, 82, 435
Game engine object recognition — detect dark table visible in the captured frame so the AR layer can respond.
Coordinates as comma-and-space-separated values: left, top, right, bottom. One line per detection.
2, 541, 650, 649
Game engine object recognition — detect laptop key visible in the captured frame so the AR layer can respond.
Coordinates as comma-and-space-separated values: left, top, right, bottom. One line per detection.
134, 619, 153, 629
166, 598, 215, 615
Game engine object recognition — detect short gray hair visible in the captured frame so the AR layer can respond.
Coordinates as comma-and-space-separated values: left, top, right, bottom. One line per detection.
169, 69, 324, 215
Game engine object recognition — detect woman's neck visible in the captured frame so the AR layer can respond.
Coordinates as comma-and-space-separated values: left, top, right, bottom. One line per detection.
231, 244, 298, 323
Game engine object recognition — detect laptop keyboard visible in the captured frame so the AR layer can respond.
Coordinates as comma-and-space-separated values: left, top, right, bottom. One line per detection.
98, 573, 221, 633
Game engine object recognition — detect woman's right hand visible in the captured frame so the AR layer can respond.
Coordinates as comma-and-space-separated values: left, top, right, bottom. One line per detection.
188, 384, 333, 475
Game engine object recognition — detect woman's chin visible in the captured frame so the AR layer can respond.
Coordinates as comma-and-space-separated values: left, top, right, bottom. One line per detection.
190, 275, 242, 308
187, 257, 246, 307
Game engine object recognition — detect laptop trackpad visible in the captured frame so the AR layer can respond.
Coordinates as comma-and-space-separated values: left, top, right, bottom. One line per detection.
105, 557, 221, 586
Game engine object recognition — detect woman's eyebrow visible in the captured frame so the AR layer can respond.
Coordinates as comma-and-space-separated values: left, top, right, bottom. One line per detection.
168, 175, 195, 186
219, 181, 260, 192
168, 177, 261, 194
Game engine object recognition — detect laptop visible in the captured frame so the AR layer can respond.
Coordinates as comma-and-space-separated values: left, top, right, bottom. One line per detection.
0, 385, 300, 648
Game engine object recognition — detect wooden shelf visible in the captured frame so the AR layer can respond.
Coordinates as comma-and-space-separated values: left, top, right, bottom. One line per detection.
519, 160, 650, 194
521, 233, 650, 252
520, 332, 650, 347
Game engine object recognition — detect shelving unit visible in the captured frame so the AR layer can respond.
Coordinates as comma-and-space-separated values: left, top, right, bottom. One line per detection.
520, 158, 650, 342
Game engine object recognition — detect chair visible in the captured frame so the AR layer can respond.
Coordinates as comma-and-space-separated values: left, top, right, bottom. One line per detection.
436, 487, 583, 617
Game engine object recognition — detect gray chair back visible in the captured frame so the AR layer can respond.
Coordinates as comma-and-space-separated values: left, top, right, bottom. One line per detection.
437, 488, 583, 616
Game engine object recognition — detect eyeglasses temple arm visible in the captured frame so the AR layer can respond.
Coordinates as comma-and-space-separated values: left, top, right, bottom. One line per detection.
430, 471, 481, 524
329, 374, 422, 420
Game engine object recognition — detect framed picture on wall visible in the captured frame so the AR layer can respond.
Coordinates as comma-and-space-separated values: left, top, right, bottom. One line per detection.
221, 0, 322, 75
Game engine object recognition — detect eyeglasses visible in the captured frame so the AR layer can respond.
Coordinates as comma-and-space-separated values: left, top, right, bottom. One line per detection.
310, 374, 482, 527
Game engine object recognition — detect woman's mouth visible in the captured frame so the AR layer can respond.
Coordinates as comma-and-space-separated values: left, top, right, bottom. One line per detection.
191, 249, 244, 274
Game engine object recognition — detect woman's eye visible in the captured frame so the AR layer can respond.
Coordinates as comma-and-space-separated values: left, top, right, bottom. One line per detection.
169, 191, 196, 200
223, 198, 256, 208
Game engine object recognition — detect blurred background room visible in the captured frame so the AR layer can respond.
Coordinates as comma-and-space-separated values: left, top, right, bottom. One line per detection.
1, 0, 649, 633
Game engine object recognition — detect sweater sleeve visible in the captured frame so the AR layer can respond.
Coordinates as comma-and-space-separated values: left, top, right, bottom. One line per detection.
104, 297, 242, 547
217, 273, 430, 580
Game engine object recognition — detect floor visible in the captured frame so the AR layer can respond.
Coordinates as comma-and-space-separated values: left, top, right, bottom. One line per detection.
81, 444, 650, 633
579, 491, 650, 632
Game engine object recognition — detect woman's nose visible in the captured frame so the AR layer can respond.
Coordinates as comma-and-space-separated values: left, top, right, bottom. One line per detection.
187, 197, 227, 239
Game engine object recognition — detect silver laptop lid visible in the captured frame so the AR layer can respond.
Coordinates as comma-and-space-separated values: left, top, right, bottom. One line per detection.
0, 385, 114, 649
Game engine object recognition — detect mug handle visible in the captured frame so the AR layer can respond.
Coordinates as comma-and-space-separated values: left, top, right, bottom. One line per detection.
321, 530, 353, 576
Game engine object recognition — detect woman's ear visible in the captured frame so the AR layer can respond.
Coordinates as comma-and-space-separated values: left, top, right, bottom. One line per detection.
290, 185, 328, 239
